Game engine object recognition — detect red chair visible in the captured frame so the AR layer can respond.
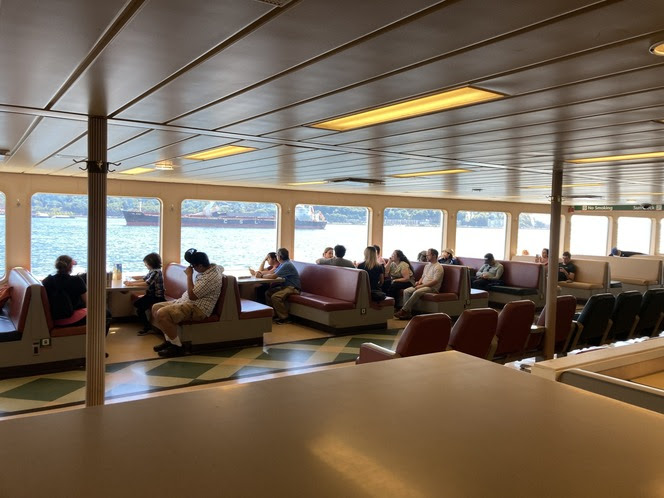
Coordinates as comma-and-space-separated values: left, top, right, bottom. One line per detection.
448, 308, 498, 359
490, 300, 536, 361
356, 313, 451, 364
526, 295, 577, 355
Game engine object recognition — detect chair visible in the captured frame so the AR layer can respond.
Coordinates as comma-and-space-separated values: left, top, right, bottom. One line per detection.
356, 313, 451, 364
448, 308, 498, 359
490, 300, 536, 361
567, 293, 615, 352
605, 291, 641, 342
526, 295, 577, 355
629, 288, 664, 338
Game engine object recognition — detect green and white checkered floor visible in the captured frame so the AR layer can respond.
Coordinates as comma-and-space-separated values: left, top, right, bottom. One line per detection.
0, 328, 401, 417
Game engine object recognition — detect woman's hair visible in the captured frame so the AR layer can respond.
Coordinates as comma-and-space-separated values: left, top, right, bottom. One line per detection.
143, 252, 162, 270
393, 249, 414, 273
363, 246, 378, 270
417, 250, 427, 262
267, 252, 278, 261
542, 248, 549, 257
54, 255, 73, 274
323, 246, 333, 256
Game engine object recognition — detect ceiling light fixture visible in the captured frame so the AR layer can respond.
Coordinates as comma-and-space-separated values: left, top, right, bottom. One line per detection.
393, 169, 470, 178
184, 145, 256, 161
522, 183, 604, 189
649, 41, 664, 56
287, 181, 328, 186
119, 167, 153, 175
154, 161, 174, 171
566, 151, 664, 164
310, 87, 504, 131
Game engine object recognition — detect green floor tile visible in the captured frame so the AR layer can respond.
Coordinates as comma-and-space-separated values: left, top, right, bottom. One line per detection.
147, 360, 217, 379
234, 366, 279, 378
255, 348, 315, 362
196, 347, 249, 358
345, 337, 397, 350
0, 378, 86, 402
333, 352, 361, 363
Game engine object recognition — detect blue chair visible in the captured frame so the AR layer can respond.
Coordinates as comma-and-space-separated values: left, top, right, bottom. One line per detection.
606, 291, 641, 342
566, 293, 615, 352
629, 288, 664, 338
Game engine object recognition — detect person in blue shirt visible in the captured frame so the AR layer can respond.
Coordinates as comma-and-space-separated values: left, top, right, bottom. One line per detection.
256, 248, 301, 324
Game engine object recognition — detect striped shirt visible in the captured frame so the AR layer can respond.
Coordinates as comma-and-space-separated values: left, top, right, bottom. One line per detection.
175, 264, 224, 316
143, 269, 164, 299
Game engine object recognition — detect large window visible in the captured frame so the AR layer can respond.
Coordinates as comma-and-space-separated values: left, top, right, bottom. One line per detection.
517, 213, 551, 257
617, 217, 652, 255
180, 200, 278, 270
31, 194, 161, 278
0, 192, 5, 278
383, 208, 443, 263
456, 211, 507, 259
570, 215, 608, 256
294, 204, 368, 263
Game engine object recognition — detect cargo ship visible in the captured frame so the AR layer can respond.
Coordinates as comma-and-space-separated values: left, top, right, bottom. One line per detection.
122, 204, 327, 229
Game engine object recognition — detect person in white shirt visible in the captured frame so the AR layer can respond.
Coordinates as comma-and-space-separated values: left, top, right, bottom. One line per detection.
394, 248, 444, 320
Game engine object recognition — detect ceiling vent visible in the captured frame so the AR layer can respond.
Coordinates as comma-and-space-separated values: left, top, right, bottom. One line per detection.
254, 0, 294, 6
326, 177, 385, 185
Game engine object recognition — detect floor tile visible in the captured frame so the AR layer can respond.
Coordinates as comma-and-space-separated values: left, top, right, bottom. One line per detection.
255, 348, 316, 362
0, 378, 86, 402
146, 360, 217, 379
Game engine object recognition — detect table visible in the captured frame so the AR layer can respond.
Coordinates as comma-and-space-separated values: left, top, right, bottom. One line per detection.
106, 279, 146, 317
0, 352, 661, 497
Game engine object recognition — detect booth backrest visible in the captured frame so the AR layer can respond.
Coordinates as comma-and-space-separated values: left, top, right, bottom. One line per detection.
573, 255, 661, 284
570, 259, 610, 286
163, 263, 188, 300
500, 261, 542, 288
411, 261, 426, 282
292, 261, 361, 303
511, 255, 537, 263
439, 264, 465, 295
456, 257, 483, 272
7, 268, 36, 333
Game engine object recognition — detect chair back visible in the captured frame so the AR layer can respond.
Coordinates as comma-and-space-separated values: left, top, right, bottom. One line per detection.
607, 291, 641, 342
449, 308, 498, 358
395, 313, 451, 357
494, 300, 536, 357
633, 288, 664, 337
574, 293, 615, 347
534, 295, 577, 351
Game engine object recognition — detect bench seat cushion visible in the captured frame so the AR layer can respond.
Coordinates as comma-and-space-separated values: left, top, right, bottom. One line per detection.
0, 313, 20, 342
289, 292, 355, 311
421, 292, 458, 302
614, 277, 658, 285
50, 325, 86, 337
489, 286, 538, 296
558, 282, 603, 290
181, 313, 220, 325
470, 289, 489, 299
239, 299, 273, 319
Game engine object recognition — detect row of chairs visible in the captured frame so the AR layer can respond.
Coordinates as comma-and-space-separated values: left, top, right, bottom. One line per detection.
356, 288, 664, 364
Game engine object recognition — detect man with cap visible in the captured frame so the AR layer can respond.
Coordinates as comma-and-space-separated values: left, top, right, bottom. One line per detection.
151, 249, 224, 357
471, 253, 504, 290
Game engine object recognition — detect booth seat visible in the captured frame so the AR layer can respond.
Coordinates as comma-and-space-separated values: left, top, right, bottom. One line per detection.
161, 263, 270, 349
572, 255, 662, 293
411, 264, 470, 317
0, 268, 86, 377
288, 261, 394, 332
457, 257, 546, 307
557, 259, 610, 300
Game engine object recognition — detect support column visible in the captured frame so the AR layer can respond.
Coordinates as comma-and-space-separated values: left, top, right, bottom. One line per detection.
86, 117, 108, 407
544, 161, 564, 359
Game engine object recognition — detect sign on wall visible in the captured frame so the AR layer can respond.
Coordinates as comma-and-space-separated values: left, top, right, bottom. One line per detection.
570, 204, 663, 212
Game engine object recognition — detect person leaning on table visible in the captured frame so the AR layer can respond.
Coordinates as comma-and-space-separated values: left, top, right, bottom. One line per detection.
257, 247, 301, 325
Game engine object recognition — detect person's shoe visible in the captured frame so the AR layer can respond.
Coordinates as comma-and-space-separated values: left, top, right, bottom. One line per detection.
158, 344, 186, 358
394, 309, 411, 320
274, 318, 291, 325
137, 327, 153, 336
153, 340, 170, 352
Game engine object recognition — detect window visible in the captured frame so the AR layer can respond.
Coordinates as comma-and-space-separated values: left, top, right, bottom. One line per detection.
456, 211, 507, 259
294, 204, 368, 263
617, 217, 652, 255
30, 194, 161, 278
180, 200, 278, 270
517, 213, 551, 257
570, 215, 608, 256
383, 208, 443, 263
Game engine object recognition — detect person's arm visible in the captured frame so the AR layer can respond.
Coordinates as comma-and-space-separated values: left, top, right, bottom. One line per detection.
567, 265, 576, 281
397, 264, 411, 282
258, 255, 270, 272
185, 266, 198, 300
491, 264, 504, 280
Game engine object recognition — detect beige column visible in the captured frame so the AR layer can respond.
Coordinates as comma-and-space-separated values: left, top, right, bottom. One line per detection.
85, 117, 107, 406
544, 161, 563, 359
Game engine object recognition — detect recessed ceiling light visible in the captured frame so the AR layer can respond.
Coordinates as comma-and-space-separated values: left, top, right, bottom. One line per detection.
184, 145, 256, 161
310, 87, 504, 131
287, 181, 328, 186
566, 151, 664, 164
649, 41, 664, 56
119, 167, 153, 175
393, 169, 470, 178
154, 161, 173, 171
522, 183, 604, 189
407, 189, 451, 193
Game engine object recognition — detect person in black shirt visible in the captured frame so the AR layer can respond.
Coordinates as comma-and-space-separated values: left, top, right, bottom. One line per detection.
558, 251, 576, 282
42, 255, 87, 324
357, 246, 385, 301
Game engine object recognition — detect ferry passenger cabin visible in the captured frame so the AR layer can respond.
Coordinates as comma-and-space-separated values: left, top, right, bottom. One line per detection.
0, 1, 664, 496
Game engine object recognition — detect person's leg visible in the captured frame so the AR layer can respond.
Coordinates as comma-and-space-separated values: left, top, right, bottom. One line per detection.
270, 287, 293, 320
401, 286, 431, 313
472, 279, 489, 290
154, 303, 203, 357
134, 295, 153, 329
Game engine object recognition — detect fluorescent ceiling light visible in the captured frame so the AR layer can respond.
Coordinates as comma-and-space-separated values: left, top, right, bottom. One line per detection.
287, 181, 328, 186
649, 42, 664, 56
522, 183, 604, 189
184, 145, 256, 161
407, 189, 451, 193
120, 167, 153, 175
154, 161, 173, 171
619, 192, 664, 196
566, 151, 664, 164
393, 169, 470, 178
310, 87, 504, 131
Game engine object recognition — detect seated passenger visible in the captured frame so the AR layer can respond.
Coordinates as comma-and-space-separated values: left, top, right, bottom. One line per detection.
124, 252, 166, 336
42, 255, 88, 326
316, 244, 355, 268
558, 251, 576, 282
151, 249, 224, 358
535, 248, 549, 266
251, 252, 280, 276
416, 250, 428, 262
315, 247, 334, 264
471, 253, 504, 290
438, 248, 459, 265
381, 249, 415, 299
357, 246, 385, 301
257, 248, 301, 324
394, 249, 444, 320
609, 247, 643, 257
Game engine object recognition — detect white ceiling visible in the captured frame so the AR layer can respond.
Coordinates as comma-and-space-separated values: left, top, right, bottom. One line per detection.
1, 0, 664, 204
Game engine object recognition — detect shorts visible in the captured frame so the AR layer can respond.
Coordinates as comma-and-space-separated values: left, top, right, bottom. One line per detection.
152, 301, 207, 323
